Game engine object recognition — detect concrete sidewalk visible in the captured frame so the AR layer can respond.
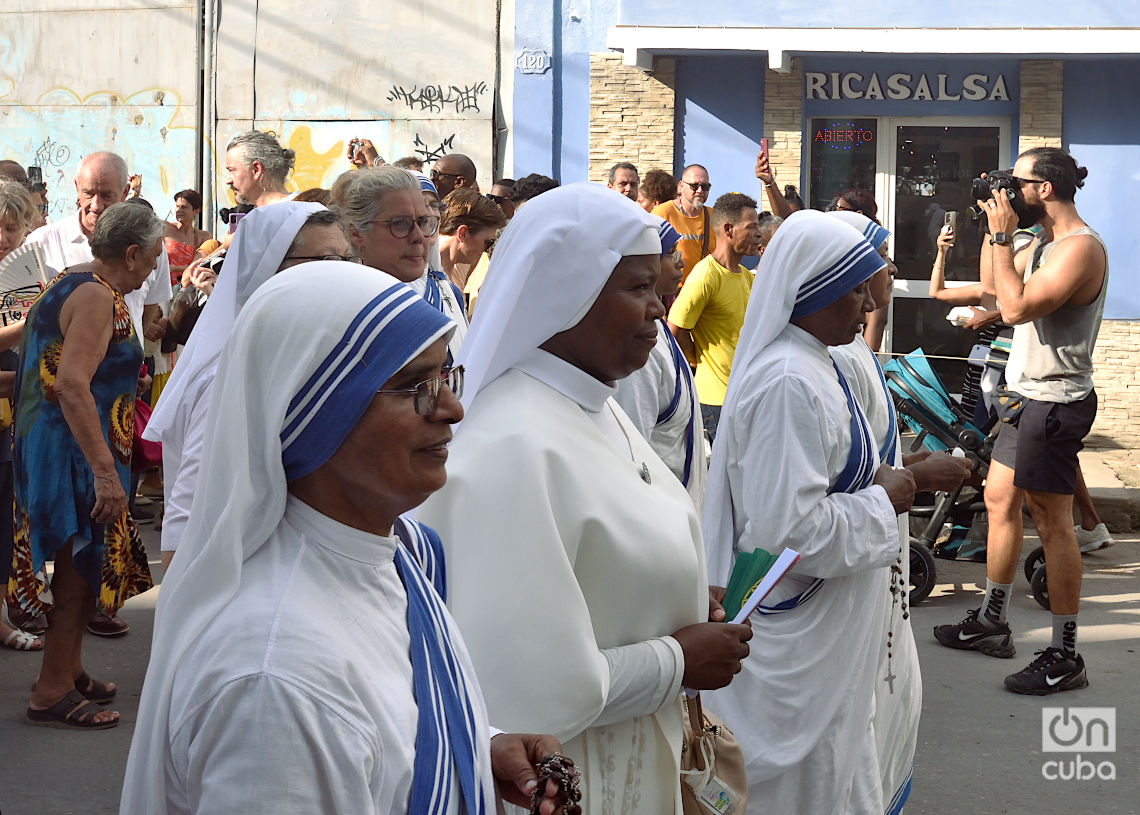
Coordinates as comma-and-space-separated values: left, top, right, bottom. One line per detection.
1, 461, 1137, 814
1080, 444, 1140, 533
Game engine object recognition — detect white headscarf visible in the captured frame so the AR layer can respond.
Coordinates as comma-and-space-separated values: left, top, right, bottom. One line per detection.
457, 181, 660, 404
703, 209, 885, 581
144, 201, 325, 441
827, 209, 891, 249
410, 170, 445, 275
122, 263, 455, 813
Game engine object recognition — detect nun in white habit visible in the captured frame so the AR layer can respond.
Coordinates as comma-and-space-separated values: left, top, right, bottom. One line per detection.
613, 219, 707, 514
826, 210, 970, 815
122, 264, 573, 815
143, 201, 327, 565
417, 183, 752, 815
702, 210, 917, 815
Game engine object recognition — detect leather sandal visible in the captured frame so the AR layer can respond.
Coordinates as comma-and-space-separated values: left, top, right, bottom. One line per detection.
26, 689, 119, 730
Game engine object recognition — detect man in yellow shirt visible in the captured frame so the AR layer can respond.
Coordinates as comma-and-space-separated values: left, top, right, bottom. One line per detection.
668, 192, 760, 441
652, 164, 715, 283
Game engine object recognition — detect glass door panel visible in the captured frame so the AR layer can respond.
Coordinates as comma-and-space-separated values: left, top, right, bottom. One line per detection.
808, 117, 878, 211
889, 123, 1003, 391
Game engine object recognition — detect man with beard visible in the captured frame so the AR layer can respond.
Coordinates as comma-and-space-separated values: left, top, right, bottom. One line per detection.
935, 148, 1108, 696
653, 164, 715, 284
224, 131, 296, 208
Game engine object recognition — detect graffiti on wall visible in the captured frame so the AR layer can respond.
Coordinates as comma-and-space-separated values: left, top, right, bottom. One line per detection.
413, 133, 456, 165
386, 81, 489, 114
2, 87, 199, 221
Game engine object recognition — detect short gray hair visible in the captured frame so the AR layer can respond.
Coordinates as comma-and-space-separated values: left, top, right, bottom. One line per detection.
79, 151, 130, 189
0, 179, 36, 232
89, 202, 165, 263
330, 167, 419, 236
226, 130, 296, 186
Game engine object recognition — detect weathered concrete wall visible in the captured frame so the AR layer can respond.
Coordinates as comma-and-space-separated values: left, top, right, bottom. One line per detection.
1, 1, 500, 225
0, 1, 201, 221
210, 0, 499, 218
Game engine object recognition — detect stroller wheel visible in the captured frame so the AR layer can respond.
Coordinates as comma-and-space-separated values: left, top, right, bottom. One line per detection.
1031, 563, 1051, 610
1023, 545, 1046, 583
909, 540, 937, 605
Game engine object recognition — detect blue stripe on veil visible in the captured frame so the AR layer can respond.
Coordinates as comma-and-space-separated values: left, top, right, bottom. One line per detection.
394, 518, 488, 815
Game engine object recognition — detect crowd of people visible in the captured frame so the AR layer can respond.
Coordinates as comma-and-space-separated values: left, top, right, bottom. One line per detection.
0, 132, 1109, 815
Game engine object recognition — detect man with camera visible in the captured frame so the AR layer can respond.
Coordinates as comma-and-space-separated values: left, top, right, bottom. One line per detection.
934, 148, 1108, 695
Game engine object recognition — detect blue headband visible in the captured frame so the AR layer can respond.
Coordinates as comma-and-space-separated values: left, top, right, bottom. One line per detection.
791, 240, 884, 320
281, 284, 452, 480
658, 222, 681, 256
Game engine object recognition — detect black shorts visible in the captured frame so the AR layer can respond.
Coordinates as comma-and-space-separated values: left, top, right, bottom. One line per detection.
991, 391, 1097, 494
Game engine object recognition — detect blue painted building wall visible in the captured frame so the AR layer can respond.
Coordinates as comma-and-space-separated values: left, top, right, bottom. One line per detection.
674, 56, 767, 204
616, 0, 1140, 28
1063, 59, 1140, 320
510, 1, 1140, 316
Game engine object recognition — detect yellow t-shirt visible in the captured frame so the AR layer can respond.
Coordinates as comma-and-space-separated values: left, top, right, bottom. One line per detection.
651, 201, 716, 284
668, 254, 753, 406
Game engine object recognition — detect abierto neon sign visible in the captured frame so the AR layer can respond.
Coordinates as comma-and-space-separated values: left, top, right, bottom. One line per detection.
814, 121, 873, 151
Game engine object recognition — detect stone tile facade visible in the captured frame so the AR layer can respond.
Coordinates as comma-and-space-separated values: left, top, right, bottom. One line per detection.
762, 58, 804, 189
1018, 60, 1063, 152
1092, 320, 1140, 447
588, 54, 676, 183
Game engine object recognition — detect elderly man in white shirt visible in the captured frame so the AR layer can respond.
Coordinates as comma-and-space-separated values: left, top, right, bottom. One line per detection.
26, 151, 172, 343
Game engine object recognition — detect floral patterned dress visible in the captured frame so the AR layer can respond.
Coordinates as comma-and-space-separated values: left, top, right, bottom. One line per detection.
8, 269, 153, 615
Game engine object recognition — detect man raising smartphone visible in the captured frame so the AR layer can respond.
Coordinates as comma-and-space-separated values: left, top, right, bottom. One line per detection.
934, 148, 1108, 695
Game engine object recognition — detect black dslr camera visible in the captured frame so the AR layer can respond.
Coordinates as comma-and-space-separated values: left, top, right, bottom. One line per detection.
968, 170, 1030, 233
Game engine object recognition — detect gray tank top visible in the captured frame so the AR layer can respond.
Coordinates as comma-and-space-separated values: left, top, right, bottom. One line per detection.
1006, 226, 1108, 403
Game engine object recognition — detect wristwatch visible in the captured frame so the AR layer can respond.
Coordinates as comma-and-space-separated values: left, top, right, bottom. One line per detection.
991, 231, 1011, 246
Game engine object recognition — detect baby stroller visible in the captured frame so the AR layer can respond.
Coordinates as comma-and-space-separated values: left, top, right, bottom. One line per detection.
882, 349, 1048, 606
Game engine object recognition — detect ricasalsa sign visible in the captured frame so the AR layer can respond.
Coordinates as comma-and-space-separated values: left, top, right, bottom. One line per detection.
805, 70, 1010, 102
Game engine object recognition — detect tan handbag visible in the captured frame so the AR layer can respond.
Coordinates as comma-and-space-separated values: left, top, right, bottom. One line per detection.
680, 693, 748, 815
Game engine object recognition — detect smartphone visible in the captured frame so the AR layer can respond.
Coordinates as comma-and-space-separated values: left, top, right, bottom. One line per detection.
759, 137, 769, 162
227, 211, 246, 234
944, 211, 958, 234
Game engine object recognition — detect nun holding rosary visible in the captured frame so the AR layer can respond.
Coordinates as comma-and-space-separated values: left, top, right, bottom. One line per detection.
121, 263, 579, 815
702, 211, 918, 815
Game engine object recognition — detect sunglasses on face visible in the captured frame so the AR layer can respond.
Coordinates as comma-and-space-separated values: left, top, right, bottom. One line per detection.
369, 215, 441, 239
683, 180, 712, 192
430, 169, 463, 182
376, 365, 464, 416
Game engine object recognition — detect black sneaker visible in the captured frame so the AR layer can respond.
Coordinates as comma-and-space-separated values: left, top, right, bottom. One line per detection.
1005, 648, 1088, 695
933, 608, 1016, 658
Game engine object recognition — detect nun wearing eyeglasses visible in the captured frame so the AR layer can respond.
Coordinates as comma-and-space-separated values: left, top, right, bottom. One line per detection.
701, 211, 917, 815
613, 220, 706, 514
333, 167, 467, 361
418, 183, 752, 815
143, 201, 349, 570
825, 210, 970, 815
121, 264, 573, 815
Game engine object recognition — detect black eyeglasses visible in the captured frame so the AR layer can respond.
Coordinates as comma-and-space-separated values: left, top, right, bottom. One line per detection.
369, 215, 440, 238
376, 365, 464, 415
682, 180, 712, 192
430, 169, 463, 182
282, 254, 361, 264
485, 193, 506, 205
1012, 176, 1047, 187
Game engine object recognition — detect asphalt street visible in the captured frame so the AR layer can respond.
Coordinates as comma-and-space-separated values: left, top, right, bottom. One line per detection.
1, 522, 1136, 815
